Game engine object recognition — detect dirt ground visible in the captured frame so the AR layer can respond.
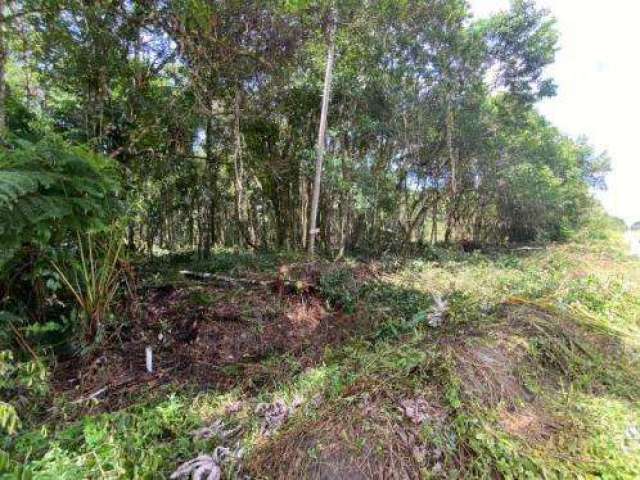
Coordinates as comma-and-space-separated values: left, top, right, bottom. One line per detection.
51, 267, 369, 414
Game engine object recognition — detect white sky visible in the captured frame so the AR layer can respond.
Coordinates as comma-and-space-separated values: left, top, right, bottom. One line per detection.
469, 0, 640, 225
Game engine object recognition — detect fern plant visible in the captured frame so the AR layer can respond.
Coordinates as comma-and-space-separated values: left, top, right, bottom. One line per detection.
0, 135, 120, 258
0, 135, 121, 335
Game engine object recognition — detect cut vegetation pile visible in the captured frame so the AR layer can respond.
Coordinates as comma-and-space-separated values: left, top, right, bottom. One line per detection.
4, 227, 640, 479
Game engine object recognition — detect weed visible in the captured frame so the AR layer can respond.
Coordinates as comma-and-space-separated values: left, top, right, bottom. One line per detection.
318, 267, 359, 313
51, 232, 126, 346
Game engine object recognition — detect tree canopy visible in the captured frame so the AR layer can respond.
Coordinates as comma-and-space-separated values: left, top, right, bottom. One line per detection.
0, 0, 609, 257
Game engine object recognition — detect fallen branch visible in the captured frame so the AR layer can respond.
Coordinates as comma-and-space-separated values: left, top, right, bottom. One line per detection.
71, 387, 108, 404
178, 270, 313, 293
179, 270, 270, 287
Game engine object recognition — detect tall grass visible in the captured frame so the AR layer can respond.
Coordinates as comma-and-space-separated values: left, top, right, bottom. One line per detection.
51, 232, 124, 345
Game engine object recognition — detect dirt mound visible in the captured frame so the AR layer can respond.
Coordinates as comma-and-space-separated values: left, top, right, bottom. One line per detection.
499, 403, 561, 444
448, 300, 625, 408
451, 338, 532, 406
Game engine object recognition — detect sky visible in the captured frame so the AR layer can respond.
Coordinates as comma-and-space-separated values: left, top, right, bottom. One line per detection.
469, 0, 640, 225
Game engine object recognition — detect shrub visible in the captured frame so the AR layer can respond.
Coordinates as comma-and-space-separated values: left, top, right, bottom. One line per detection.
318, 268, 359, 313
51, 232, 126, 345
0, 346, 49, 436
0, 135, 122, 352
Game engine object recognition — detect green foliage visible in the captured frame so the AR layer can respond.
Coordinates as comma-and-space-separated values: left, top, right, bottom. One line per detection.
4, 91, 38, 142
481, 0, 558, 101
51, 232, 126, 346
318, 267, 359, 313
364, 282, 433, 322
489, 109, 603, 242
8, 395, 209, 478
0, 1, 629, 478
0, 136, 122, 352
9, 0, 599, 255
579, 209, 629, 242
5, 227, 640, 478
0, 402, 21, 436
0, 349, 48, 436
0, 136, 120, 256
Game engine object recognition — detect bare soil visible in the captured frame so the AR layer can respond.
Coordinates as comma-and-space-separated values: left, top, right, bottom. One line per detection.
51, 272, 367, 414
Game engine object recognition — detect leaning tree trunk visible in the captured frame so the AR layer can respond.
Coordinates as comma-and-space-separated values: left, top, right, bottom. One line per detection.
308, 6, 337, 255
406, 198, 430, 244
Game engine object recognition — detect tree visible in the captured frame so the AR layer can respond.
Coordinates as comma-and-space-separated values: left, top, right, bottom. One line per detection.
1, 0, 607, 255
308, 4, 336, 255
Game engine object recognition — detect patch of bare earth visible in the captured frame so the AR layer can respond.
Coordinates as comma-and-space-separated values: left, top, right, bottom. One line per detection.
498, 403, 560, 444
52, 272, 366, 414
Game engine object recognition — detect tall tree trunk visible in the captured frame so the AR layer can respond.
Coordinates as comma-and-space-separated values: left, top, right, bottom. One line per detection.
204, 113, 217, 257
431, 194, 439, 245
232, 89, 256, 248
337, 153, 349, 258
127, 222, 136, 252
444, 99, 456, 244
308, 6, 337, 255
0, 0, 6, 135
300, 168, 308, 249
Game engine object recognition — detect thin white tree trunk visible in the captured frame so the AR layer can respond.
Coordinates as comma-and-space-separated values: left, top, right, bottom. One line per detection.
308, 8, 337, 255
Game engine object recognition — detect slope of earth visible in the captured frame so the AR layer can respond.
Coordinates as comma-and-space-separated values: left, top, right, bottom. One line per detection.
5, 222, 640, 479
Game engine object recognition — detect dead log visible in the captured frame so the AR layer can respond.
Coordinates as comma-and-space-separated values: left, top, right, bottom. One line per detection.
179, 270, 270, 286
178, 270, 313, 294
71, 386, 108, 404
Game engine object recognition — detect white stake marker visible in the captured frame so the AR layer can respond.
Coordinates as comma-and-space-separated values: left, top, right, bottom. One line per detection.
145, 346, 153, 373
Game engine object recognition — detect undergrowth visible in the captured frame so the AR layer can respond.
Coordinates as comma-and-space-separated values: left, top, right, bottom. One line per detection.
3, 226, 640, 479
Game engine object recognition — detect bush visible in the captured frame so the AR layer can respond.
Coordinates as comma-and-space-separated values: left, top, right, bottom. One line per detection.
51, 232, 126, 345
0, 344, 49, 436
318, 268, 359, 313
0, 135, 122, 356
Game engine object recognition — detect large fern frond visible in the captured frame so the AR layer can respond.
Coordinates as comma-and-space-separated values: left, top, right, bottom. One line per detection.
0, 136, 121, 253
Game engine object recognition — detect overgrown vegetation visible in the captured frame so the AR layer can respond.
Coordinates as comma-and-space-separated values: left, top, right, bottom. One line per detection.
0, 219, 637, 479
